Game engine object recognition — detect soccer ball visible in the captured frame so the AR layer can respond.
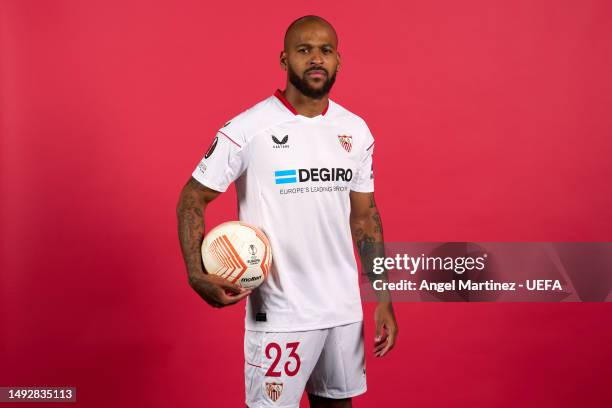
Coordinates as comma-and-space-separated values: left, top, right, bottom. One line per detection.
201, 221, 272, 289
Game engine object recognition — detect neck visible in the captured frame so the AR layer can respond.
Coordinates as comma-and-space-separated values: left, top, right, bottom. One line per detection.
282, 84, 329, 118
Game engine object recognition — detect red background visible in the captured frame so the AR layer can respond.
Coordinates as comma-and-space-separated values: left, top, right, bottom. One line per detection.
1, 0, 611, 406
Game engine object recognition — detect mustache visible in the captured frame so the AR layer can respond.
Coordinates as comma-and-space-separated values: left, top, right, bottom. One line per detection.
305, 66, 328, 76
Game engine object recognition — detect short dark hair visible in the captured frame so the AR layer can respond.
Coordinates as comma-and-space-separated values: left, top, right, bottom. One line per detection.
284, 15, 337, 50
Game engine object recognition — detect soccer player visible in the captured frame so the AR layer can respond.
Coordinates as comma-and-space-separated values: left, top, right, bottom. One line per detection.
177, 15, 398, 408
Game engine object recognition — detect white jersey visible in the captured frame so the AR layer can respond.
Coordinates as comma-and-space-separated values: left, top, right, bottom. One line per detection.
192, 90, 375, 332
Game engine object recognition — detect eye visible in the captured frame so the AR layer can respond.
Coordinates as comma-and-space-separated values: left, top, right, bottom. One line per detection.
322, 48, 332, 54
298, 48, 308, 54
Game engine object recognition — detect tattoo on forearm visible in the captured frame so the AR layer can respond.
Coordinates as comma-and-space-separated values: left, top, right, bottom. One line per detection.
177, 179, 208, 282
353, 196, 389, 301
356, 233, 384, 282
372, 212, 383, 233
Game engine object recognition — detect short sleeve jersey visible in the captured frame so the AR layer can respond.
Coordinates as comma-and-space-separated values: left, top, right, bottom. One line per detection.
192, 90, 375, 332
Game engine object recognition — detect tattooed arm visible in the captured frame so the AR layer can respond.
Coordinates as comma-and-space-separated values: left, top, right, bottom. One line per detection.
350, 191, 398, 357
176, 177, 251, 308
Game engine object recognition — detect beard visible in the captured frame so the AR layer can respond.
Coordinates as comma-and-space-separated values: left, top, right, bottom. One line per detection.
288, 65, 337, 99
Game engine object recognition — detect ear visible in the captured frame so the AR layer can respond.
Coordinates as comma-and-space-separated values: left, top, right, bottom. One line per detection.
337, 51, 342, 72
279, 50, 288, 71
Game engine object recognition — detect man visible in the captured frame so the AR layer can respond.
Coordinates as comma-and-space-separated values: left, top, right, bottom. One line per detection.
177, 15, 398, 408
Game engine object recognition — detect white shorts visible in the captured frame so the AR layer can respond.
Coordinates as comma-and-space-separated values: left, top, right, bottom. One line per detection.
244, 321, 366, 408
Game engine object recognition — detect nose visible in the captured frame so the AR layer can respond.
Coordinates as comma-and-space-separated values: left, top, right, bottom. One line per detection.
309, 49, 324, 65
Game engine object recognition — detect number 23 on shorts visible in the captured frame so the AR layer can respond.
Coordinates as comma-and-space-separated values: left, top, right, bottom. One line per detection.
265, 342, 301, 377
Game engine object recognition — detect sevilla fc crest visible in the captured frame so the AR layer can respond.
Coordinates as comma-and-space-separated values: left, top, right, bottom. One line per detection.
265, 382, 283, 402
338, 135, 353, 152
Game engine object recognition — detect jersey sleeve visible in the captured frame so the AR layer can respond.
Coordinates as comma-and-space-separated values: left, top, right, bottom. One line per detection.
191, 124, 248, 192
349, 125, 375, 193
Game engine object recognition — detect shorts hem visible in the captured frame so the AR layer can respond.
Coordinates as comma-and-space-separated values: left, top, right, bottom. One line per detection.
307, 385, 367, 400
245, 317, 363, 333
246, 402, 299, 408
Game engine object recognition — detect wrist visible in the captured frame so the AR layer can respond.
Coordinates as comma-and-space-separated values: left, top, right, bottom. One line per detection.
188, 270, 208, 286
375, 290, 392, 304
376, 299, 393, 308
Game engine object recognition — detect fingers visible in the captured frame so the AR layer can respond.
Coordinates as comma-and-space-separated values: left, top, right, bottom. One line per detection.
378, 324, 398, 357
373, 340, 387, 356
375, 318, 383, 342
374, 310, 388, 354
206, 278, 251, 307
373, 320, 398, 357
219, 282, 245, 295
373, 330, 387, 356
373, 331, 388, 346
208, 275, 244, 294
218, 288, 252, 306
193, 274, 252, 308
373, 323, 388, 356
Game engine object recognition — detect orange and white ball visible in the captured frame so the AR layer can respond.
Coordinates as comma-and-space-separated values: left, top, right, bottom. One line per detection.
201, 221, 272, 289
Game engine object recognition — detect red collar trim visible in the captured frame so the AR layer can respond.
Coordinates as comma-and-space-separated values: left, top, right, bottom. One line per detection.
274, 89, 298, 115
274, 89, 329, 116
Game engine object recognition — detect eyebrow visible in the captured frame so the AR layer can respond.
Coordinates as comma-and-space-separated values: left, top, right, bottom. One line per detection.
295, 43, 335, 49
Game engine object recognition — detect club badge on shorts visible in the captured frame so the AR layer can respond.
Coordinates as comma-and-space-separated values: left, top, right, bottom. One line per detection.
265, 382, 283, 402
338, 135, 353, 152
